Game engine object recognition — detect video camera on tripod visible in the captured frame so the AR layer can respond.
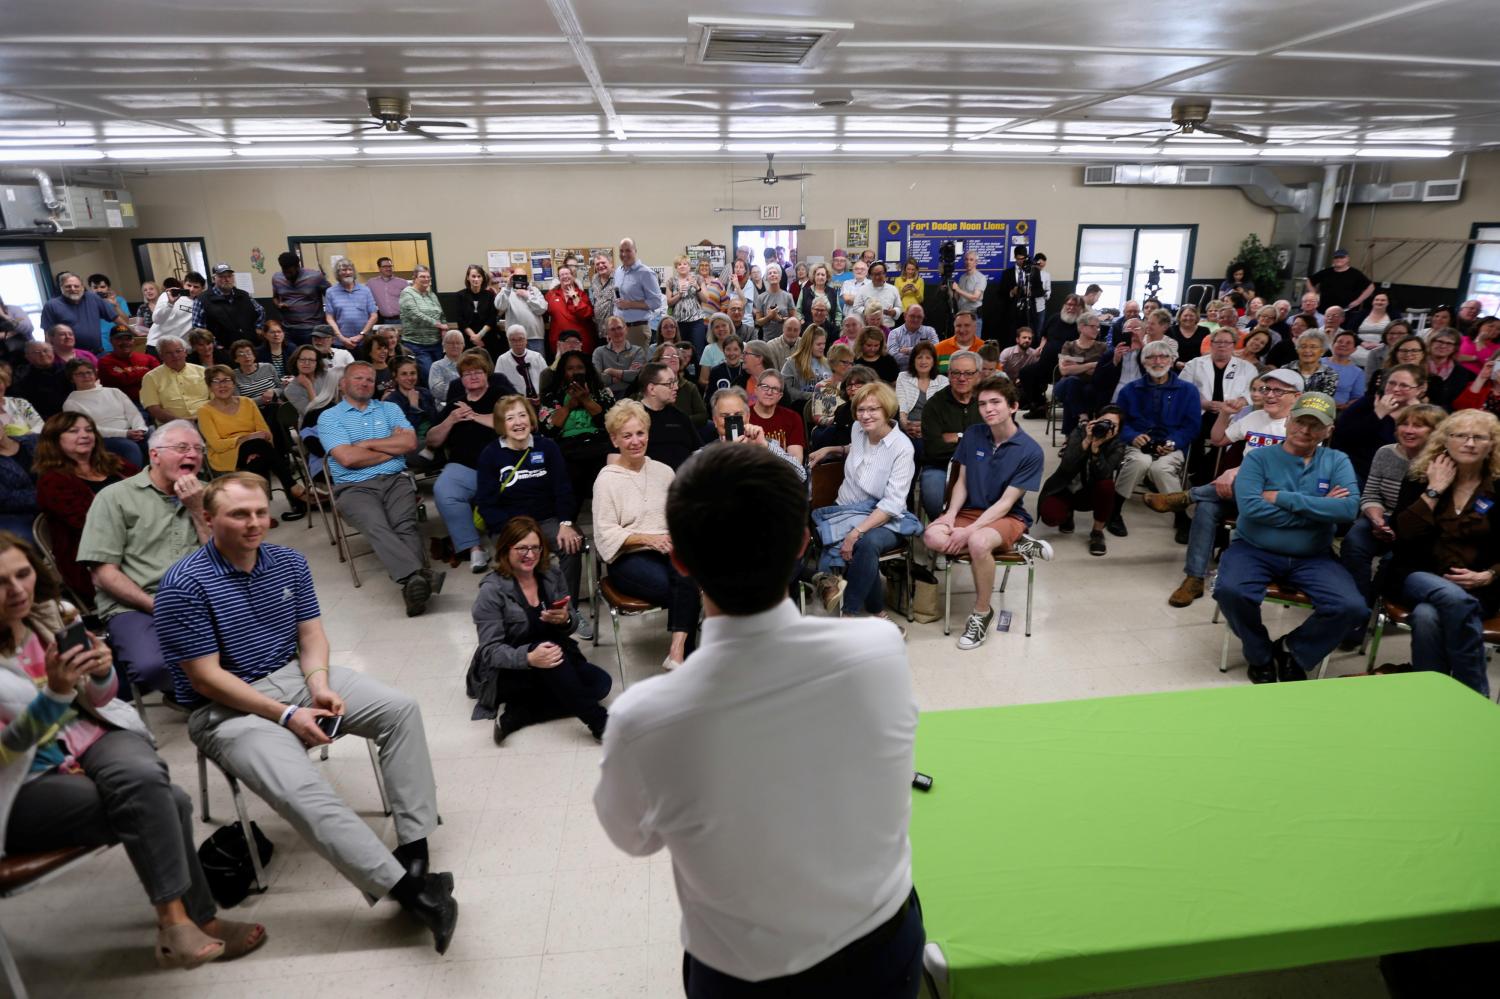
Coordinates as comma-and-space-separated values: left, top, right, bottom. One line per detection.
939, 241, 957, 287
1143, 259, 1176, 299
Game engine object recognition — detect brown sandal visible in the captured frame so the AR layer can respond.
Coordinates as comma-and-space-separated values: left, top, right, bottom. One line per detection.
210, 918, 268, 961
155, 922, 224, 970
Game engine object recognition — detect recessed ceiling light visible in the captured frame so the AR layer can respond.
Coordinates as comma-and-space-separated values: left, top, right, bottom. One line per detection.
1355, 147, 1451, 158
724, 142, 837, 153
608, 141, 723, 153
487, 142, 604, 154
234, 145, 360, 158
364, 144, 483, 156
0, 149, 104, 162
104, 147, 234, 160
839, 142, 948, 153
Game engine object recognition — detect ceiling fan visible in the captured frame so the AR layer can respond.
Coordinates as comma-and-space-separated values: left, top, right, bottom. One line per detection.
733, 153, 815, 186
323, 95, 470, 140
1111, 99, 1267, 146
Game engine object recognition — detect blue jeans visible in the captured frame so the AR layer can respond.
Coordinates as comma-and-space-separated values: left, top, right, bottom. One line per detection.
1402, 571, 1490, 696
1213, 539, 1367, 671
1183, 486, 1227, 578
433, 463, 480, 552
407, 341, 444, 381
608, 550, 702, 636
1338, 516, 1389, 642
819, 525, 901, 616
102, 435, 144, 467
919, 467, 948, 520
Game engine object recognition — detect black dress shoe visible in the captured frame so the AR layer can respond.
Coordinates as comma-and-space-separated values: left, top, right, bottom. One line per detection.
400, 856, 455, 893
494, 710, 523, 746
1247, 662, 1276, 684
1058, 512, 1076, 535
401, 873, 459, 955
1271, 638, 1308, 682
1106, 515, 1128, 538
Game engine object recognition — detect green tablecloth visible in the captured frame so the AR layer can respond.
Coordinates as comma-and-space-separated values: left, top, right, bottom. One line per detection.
910, 673, 1500, 999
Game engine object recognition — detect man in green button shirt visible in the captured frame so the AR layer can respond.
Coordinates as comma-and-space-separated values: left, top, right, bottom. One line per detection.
77, 420, 210, 697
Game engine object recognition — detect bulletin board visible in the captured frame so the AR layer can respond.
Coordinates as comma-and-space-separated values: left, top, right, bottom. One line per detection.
876, 218, 1036, 280
686, 243, 727, 271
487, 246, 612, 285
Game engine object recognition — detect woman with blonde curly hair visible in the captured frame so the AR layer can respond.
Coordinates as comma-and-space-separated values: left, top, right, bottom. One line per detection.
1383, 409, 1500, 694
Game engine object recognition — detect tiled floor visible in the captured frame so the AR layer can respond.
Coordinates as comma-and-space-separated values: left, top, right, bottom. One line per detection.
8, 418, 1486, 998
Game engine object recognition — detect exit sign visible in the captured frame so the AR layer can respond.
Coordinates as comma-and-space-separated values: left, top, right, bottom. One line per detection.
759, 204, 781, 221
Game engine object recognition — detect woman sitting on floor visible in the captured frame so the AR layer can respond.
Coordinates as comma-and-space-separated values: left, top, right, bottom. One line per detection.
467, 516, 609, 745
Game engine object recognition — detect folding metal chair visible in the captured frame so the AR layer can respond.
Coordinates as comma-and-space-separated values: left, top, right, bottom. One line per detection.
798, 458, 914, 621
1211, 582, 1332, 677
0, 846, 111, 999
196, 738, 392, 893
932, 462, 1037, 637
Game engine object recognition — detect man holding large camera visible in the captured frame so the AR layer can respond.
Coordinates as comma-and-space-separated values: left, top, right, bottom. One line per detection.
1109, 339, 1199, 537
595, 444, 924, 997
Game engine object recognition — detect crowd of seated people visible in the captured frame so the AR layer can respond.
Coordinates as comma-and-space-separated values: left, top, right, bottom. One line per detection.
6, 241, 1500, 988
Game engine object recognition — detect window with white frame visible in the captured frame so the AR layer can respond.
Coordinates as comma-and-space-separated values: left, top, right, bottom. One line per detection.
1464, 225, 1500, 316
1076, 226, 1196, 311
0, 244, 50, 335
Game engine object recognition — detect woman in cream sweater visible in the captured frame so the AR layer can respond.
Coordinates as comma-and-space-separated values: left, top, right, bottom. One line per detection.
592, 400, 701, 670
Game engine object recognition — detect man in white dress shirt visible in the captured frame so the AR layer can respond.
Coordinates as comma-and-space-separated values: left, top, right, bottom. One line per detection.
594, 444, 924, 998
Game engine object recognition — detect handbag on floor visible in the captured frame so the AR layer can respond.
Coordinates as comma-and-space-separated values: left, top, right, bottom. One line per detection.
909, 565, 941, 624
198, 821, 274, 908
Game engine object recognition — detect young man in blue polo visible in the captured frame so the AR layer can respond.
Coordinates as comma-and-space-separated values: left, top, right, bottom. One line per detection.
923, 375, 1053, 651
1213, 391, 1367, 682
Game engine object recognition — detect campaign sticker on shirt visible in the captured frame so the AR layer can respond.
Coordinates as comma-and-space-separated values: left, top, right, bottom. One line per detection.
1317, 479, 1330, 495
530, 452, 545, 465
1477, 497, 1494, 515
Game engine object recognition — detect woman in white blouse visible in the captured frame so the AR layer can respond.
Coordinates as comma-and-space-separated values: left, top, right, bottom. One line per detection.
895, 341, 948, 441
805, 381, 920, 627
591, 400, 701, 670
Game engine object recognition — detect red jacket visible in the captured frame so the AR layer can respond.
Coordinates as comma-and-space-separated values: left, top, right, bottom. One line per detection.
37, 464, 137, 600
97, 351, 158, 402
544, 285, 596, 355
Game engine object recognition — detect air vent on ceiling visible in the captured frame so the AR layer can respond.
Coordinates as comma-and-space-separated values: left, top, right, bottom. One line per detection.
1389, 181, 1421, 201
1181, 165, 1214, 185
1422, 179, 1463, 202
1083, 165, 1117, 185
689, 17, 851, 68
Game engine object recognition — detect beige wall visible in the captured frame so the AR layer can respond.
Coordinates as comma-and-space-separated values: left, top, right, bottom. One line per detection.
109, 161, 1288, 293
1330, 152, 1500, 290
45, 238, 125, 290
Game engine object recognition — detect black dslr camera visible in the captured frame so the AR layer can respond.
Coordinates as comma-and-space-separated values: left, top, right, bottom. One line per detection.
939, 241, 957, 285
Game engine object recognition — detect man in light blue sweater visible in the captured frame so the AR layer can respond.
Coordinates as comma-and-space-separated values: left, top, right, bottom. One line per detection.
1214, 392, 1367, 683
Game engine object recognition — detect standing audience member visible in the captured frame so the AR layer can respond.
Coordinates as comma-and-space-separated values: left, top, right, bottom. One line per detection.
612, 239, 665, 349
40, 273, 126, 354
322, 260, 377, 351
316, 363, 439, 615
397, 265, 449, 376
924, 376, 1053, 651
595, 443, 925, 999
591, 401, 700, 671
155, 474, 458, 953
1212, 392, 1366, 683
367, 257, 409, 327
151, 273, 205, 348
494, 270, 548, 357
454, 264, 500, 357
271, 252, 329, 345
0, 532, 266, 971
193, 266, 264, 353
666, 256, 707, 359
467, 516, 609, 743
545, 264, 596, 355
76, 421, 211, 697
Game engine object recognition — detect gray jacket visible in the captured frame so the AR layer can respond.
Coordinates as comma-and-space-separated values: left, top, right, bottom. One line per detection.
469, 564, 578, 674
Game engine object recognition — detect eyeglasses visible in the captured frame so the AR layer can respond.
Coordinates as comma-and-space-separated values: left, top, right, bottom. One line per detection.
949, 369, 978, 378
1450, 433, 1492, 445
155, 443, 206, 455
651, 380, 677, 388
1261, 387, 1295, 397
511, 545, 542, 555
758, 384, 783, 395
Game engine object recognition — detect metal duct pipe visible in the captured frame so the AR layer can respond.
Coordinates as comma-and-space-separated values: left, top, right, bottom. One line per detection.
1332, 163, 1355, 262
28, 168, 60, 212
1313, 164, 1341, 274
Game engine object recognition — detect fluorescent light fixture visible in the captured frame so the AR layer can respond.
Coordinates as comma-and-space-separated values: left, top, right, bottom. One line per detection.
608, 141, 723, 153
364, 143, 483, 156
725, 142, 836, 153
234, 145, 359, 158
1355, 147, 1451, 159
104, 147, 234, 160
486, 142, 604, 154
959, 142, 1058, 154
839, 142, 948, 153
1160, 146, 1256, 158
0, 148, 104, 162
1261, 146, 1357, 158
1062, 145, 1163, 157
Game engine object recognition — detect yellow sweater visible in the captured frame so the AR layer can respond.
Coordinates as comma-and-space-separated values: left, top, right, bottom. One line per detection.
197, 397, 270, 473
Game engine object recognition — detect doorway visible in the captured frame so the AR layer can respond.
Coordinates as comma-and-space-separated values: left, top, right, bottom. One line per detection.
731, 225, 803, 279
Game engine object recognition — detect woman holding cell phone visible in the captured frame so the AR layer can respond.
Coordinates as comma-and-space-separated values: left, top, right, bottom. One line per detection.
467, 516, 609, 745
0, 532, 266, 970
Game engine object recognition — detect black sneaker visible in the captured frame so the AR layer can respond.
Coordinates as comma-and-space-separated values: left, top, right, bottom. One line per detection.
402, 573, 432, 617
1059, 512, 1076, 534
1088, 531, 1106, 556
1106, 514, 1128, 538
1247, 662, 1276, 684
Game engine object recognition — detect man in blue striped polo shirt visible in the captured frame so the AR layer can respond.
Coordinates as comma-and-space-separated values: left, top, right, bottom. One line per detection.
155, 472, 459, 953
316, 361, 441, 615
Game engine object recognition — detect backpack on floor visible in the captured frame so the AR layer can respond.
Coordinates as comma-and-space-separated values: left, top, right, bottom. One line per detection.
198, 821, 274, 908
